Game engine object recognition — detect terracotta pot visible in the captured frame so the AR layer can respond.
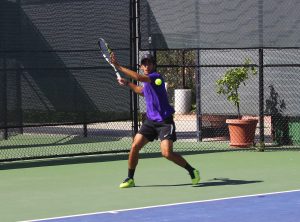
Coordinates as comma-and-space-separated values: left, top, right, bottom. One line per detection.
226, 119, 258, 148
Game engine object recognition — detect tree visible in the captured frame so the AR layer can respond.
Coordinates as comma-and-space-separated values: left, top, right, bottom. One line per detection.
216, 58, 257, 118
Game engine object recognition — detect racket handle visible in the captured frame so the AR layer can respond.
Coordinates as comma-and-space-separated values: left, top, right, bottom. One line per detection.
116, 72, 121, 79
111, 64, 121, 79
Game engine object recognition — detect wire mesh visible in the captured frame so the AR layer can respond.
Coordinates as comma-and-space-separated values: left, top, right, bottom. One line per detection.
0, 0, 133, 161
139, 48, 300, 153
2, 1, 300, 162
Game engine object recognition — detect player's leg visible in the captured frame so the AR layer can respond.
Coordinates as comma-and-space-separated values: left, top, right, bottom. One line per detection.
160, 139, 186, 167
160, 139, 200, 185
128, 133, 149, 174
119, 133, 149, 188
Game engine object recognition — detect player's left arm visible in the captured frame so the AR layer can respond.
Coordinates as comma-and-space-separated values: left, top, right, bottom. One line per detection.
118, 78, 144, 96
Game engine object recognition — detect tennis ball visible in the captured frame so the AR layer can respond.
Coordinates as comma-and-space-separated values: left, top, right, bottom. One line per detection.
155, 78, 162, 86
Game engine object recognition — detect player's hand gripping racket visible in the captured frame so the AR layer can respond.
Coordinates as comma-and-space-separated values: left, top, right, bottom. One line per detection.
98, 38, 121, 79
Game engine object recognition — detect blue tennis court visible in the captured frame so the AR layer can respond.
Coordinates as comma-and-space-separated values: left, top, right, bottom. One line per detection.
26, 190, 300, 222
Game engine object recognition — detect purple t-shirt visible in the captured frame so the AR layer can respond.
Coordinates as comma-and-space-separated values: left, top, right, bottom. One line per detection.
142, 72, 174, 121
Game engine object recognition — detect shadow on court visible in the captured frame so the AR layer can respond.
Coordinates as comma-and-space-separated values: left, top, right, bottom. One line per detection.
132, 178, 262, 188
196, 178, 263, 187
135, 183, 191, 187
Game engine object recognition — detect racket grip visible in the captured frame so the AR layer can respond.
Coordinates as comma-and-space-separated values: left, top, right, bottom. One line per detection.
111, 64, 121, 79
116, 72, 121, 79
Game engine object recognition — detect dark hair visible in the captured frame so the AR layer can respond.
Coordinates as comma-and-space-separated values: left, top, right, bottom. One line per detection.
141, 53, 156, 65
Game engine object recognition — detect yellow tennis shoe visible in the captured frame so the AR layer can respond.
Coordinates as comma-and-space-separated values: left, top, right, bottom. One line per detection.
191, 169, 200, 185
119, 178, 135, 188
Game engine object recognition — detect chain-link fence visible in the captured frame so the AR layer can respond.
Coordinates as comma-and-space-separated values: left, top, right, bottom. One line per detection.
2, 46, 300, 162
0, 0, 133, 162
2, 1, 300, 162
138, 48, 300, 153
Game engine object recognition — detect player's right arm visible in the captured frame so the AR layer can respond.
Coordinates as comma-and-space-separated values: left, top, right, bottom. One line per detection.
110, 53, 151, 83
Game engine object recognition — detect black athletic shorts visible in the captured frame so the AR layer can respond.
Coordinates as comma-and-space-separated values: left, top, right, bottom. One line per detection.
138, 115, 177, 142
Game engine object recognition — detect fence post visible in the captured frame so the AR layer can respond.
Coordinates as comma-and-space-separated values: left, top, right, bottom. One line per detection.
83, 124, 87, 137
195, 49, 202, 141
2, 54, 8, 140
131, 0, 139, 135
258, 48, 265, 151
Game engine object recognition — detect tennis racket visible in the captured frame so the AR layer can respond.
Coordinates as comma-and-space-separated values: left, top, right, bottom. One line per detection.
98, 38, 121, 79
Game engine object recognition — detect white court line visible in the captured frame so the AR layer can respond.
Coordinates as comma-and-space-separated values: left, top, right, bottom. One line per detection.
20, 189, 300, 222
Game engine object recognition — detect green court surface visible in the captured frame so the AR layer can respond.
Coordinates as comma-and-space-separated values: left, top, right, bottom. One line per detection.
0, 151, 299, 222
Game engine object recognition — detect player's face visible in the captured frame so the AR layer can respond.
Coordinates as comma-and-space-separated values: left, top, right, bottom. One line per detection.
141, 60, 154, 75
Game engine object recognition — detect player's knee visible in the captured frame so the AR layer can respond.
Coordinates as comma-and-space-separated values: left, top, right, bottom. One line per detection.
161, 150, 172, 159
131, 143, 142, 151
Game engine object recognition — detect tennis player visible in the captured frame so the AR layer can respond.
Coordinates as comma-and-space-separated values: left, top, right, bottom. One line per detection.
111, 53, 200, 188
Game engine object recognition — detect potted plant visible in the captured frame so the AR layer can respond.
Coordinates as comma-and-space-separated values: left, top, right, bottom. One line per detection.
216, 58, 258, 148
